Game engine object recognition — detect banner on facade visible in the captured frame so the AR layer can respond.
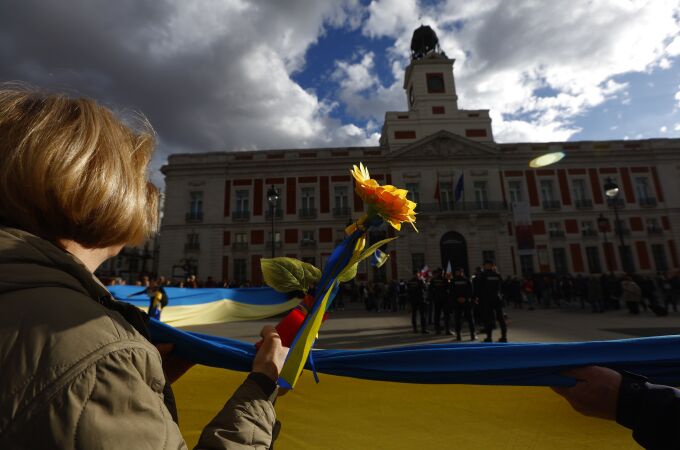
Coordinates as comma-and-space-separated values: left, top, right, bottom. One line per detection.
512, 201, 535, 253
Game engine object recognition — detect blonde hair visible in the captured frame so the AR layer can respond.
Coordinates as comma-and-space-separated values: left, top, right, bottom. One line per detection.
0, 84, 159, 248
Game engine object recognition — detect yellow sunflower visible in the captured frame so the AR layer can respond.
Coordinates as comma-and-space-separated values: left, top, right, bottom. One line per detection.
351, 162, 417, 231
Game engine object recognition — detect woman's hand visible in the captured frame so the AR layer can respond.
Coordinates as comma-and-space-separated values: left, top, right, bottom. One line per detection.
155, 343, 196, 384
551, 366, 622, 420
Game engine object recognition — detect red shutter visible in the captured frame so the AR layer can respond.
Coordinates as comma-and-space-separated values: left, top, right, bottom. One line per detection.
662, 216, 671, 230
499, 171, 507, 203
635, 241, 651, 270
285, 229, 298, 244
251, 255, 262, 284
532, 220, 546, 235
253, 179, 263, 216
557, 169, 571, 205
319, 228, 332, 243
320, 176, 330, 213
589, 168, 603, 204
630, 217, 643, 232
570, 244, 585, 273
223, 231, 231, 246
525, 171, 539, 206
669, 240, 679, 268
565, 219, 578, 234
619, 167, 635, 203
286, 177, 296, 215
651, 167, 665, 202
251, 230, 264, 245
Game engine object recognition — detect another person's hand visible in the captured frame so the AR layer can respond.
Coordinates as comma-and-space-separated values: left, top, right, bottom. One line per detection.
252, 325, 288, 383
551, 366, 622, 420
156, 343, 196, 384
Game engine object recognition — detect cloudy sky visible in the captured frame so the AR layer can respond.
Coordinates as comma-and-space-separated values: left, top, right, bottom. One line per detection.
2, 0, 680, 182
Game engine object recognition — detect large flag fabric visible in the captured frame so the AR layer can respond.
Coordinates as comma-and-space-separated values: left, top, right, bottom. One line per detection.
109, 286, 299, 326
454, 173, 464, 202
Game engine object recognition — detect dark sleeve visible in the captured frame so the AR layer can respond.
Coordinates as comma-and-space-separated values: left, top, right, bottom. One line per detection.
616, 374, 680, 450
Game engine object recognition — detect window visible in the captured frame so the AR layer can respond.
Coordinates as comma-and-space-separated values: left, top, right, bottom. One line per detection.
634, 177, 652, 200
651, 244, 669, 272
572, 179, 588, 202
334, 186, 348, 209
302, 230, 315, 242
234, 232, 247, 243
411, 253, 425, 274
405, 182, 420, 203
233, 259, 247, 283
473, 181, 488, 208
508, 180, 523, 204
585, 247, 602, 273
235, 190, 249, 212
552, 248, 568, 274
581, 221, 594, 232
188, 191, 203, 219
540, 180, 555, 202
267, 231, 281, 243
520, 255, 534, 276
186, 233, 199, 250
301, 187, 315, 211
548, 222, 563, 237
439, 182, 454, 210
426, 73, 445, 93
482, 250, 496, 264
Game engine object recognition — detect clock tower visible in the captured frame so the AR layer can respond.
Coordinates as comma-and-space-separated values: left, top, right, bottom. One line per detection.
380, 25, 494, 151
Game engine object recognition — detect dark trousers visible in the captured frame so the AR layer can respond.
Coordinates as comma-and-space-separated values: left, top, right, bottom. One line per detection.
483, 302, 507, 339
434, 299, 452, 333
454, 300, 475, 336
411, 299, 427, 332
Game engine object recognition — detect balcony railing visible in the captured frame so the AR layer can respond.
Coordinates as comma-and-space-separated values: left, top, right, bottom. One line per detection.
299, 208, 317, 219
639, 197, 658, 208
265, 208, 283, 219
333, 206, 351, 218
232, 242, 248, 251
607, 198, 625, 209
184, 242, 200, 251
647, 227, 664, 236
185, 211, 203, 223
300, 239, 317, 248
549, 230, 566, 238
581, 229, 599, 238
574, 199, 593, 209
614, 226, 631, 236
232, 210, 250, 221
265, 241, 282, 249
417, 201, 508, 214
542, 200, 562, 211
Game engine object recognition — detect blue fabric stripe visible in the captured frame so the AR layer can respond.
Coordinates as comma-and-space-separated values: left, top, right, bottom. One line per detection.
148, 319, 680, 387
109, 286, 291, 306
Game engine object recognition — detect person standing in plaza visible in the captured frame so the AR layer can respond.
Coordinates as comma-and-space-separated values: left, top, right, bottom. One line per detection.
451, 267, 475, 341
430, 268, 452, 335
407, 273, 428, 334
477, 260, 507, 342
621, 275, 642, 315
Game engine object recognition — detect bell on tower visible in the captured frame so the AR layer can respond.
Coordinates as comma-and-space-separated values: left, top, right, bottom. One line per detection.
410, 25, 447, 61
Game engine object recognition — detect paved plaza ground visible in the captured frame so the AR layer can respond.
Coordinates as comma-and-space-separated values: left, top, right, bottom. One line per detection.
184, 301, 680, 348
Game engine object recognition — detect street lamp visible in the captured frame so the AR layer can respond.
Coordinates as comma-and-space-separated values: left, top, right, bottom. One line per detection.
597, 213, 613, 274
267, 185, 280, 258
603, 177, 631, 273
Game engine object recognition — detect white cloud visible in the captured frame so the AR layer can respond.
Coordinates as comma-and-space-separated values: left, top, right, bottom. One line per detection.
355, 0, 680, 142
675, 123, 680, 131
675, 85, 680, 109
660, 126, 668, 133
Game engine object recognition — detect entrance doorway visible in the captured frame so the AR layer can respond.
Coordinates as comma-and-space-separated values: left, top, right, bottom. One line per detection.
440, 231, 469, 276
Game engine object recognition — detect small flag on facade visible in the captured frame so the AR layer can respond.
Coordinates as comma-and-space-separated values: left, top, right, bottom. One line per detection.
454, 173, 464, 202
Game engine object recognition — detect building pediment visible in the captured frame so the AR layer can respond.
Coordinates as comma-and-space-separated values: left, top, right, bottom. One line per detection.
388, 130, 500, 160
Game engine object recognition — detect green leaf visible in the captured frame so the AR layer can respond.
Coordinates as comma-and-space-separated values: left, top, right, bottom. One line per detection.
260, 257, 320, 293
337, 262, 358, 283
337, 237, 397, 282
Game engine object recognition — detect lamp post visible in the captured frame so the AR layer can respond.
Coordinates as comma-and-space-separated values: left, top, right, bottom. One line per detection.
603, 177, 631, 273
267, 185, 280, 258
597, 213, 612, 274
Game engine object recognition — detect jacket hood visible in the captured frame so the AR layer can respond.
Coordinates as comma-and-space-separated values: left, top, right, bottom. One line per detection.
0, 227, 108, 300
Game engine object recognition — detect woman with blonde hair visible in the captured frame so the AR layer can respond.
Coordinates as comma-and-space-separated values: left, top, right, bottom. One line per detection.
0, 84, 286, 449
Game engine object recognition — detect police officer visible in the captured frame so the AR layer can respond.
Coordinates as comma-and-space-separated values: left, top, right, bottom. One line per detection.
477, 260, 508, 342
407, 273, 428, 334
429, 268, 452, 335
451, 267, 475, 341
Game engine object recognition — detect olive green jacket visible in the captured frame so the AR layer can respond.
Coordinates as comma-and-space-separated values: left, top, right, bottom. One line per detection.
0, 227, 277, 449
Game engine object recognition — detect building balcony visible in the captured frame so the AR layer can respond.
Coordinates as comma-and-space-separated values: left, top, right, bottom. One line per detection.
265, 208, 283, 219
185, 211, 203, 223
614, 227, 631, 237
542, 200, 562, 211
647, 227, 664, 236
333, 206, 351, 218
549, 230, 566, 238
581, 229, 599, 238
232, 210, 250, 221
639, 197, 658, 208
232, 242, 248, 251
300, 239, 317, 248
417, 201, 508, 214
606, 198, 625, 209
574, 199, 593, 209
299, 208, 317, 219
265, 241, 282, 249
184, 242, 200, 252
